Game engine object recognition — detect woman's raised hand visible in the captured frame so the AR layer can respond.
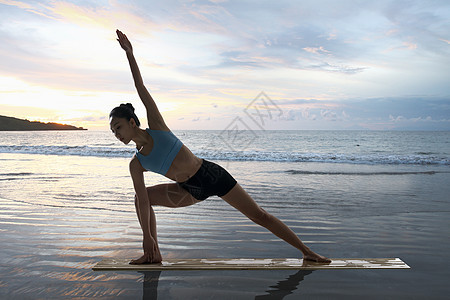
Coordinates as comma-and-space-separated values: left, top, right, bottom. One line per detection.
116, 29, 133, 53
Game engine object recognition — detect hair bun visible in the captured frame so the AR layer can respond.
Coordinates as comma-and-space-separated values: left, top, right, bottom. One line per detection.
120, 103, 135, 112
110, 103, 141, 127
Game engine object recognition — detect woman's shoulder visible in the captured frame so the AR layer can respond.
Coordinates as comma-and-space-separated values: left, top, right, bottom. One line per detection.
129, 154, 145, 173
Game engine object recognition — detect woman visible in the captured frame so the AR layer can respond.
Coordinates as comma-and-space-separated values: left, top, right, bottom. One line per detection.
112, 30, 330, 264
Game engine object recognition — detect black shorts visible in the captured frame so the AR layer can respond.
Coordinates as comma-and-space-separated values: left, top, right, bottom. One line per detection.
178, 160, 237, 201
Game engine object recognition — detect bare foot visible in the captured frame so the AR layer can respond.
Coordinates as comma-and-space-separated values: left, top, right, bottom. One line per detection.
303, 252, 331, 263
129, 253, 162, 265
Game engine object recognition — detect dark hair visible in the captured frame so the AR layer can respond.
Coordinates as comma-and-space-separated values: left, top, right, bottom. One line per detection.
109, 103, 141, 127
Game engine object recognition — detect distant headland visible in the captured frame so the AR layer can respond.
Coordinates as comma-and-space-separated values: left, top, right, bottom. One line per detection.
0, 115, 87, 131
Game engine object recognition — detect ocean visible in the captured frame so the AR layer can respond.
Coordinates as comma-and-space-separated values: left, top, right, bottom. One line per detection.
0, 130, 449, 299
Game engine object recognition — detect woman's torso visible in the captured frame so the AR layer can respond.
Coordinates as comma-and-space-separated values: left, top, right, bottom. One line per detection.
165, 145, 202, 182
135, 129, 202, 182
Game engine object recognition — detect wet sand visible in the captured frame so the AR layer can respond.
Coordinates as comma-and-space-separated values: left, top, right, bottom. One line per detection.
1, 153, 449, 298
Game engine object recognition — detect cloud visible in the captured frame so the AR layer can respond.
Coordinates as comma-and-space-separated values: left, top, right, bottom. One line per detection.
276, 98, 321, 106
0, 0, 40, 14
386, 114, 450, 130
0, 0, 449, 130
303, 46, 331, 55
78, 115, 107, 122
320, 109, 338, 121
345, 97, 450, 120
390, 115, 438, 123
382, 1, 450, 54
0, 0, 157, 33
343, 96, 450, 130
284, 108, 317, 121
270, 95, 450, 130
305, 62, 367, 74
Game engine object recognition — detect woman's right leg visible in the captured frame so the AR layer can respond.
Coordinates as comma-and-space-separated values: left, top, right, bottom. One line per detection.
221, 183, 330, 263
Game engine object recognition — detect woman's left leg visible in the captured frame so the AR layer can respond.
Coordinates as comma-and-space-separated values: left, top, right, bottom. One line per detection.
134, 195, 158, 245
131, 183, 201, 264
221, 183, 330, 263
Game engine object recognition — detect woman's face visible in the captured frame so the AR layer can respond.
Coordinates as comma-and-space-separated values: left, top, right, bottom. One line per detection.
110, 117, 134, 144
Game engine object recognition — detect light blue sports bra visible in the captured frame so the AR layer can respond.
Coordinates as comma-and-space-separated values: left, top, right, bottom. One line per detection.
135, 129, 183, 175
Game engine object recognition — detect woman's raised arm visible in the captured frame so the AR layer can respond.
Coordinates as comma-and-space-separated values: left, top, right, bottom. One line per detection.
116, 29, 168, 130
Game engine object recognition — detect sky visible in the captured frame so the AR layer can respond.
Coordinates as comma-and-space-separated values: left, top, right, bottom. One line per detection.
0, 0, 449, 130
